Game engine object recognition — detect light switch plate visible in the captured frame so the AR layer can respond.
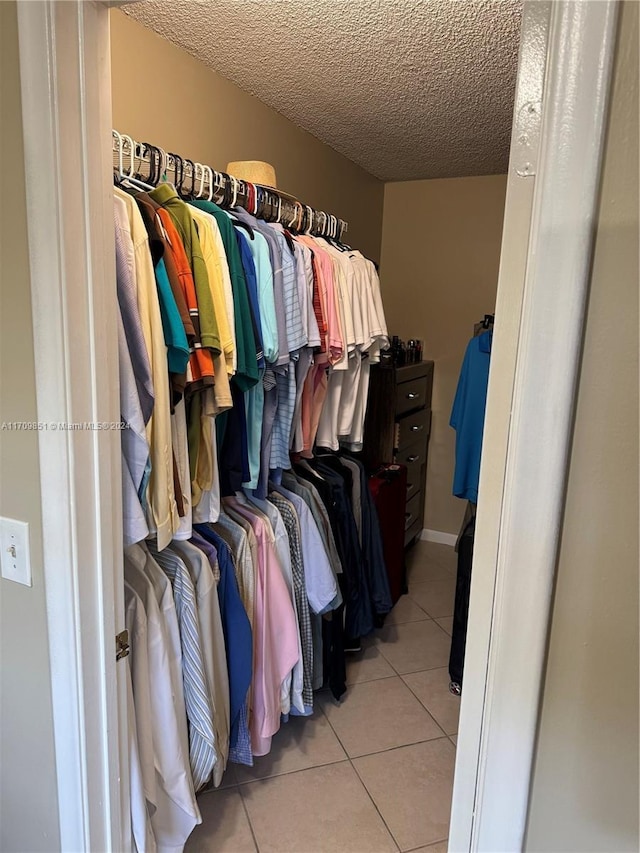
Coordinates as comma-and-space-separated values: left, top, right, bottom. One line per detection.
0, 517, 32, 586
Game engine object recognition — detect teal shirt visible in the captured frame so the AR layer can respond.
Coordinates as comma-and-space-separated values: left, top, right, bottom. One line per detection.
155, 258, 190, 376
189, 200, 259, 391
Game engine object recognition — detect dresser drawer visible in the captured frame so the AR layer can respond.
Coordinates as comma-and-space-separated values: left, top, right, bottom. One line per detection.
405, 517, 423, 547
397, 440, 425, 500
396, 376, 428, 417
397, 407, 431, 451
396, 375, 429, 417
404, 491, 422, 532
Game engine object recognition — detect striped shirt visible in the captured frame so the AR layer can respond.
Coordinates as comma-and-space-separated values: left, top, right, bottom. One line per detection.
271, 225, 307, 359
268, 492, 314, 709
148, 542, 217, 790
270, 360, 297, 471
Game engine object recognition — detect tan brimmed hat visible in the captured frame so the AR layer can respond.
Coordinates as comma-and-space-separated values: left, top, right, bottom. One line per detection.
226, 160, 298, 203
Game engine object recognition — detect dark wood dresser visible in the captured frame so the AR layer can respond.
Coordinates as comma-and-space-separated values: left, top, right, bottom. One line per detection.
362, 361, 434, 546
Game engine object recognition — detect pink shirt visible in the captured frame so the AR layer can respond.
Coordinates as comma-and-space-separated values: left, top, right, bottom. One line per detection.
223, 497, 299, 756
298, 236, 343, 365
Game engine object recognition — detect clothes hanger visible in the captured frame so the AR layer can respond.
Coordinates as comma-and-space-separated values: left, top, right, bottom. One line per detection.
141, 143, 159, 185
157, 146, 170, 183
228, 197, 255, 236
169, 152, 184, 194
258, 186, 269, 219
182, 158, 196, 198
304, 205, 314, 234
114, 133, 155, 191
288, 202, 300, 232
230, 176, 239, 208
123, 134, 137, 178
193, 163, 204, 198
243, 181, 254, 215
139, 150, 157, 189
262, 189, 273, 222
220, 172, 233, 208
295, 458, 327, 481
210, 169, 221, 203
203, 165, 214, 202
333, 214, 349, 250
112, 130, 127, 187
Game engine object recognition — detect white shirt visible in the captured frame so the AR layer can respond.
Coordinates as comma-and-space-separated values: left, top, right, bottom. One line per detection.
124, 544, 200, 853
124, 582, 158, 853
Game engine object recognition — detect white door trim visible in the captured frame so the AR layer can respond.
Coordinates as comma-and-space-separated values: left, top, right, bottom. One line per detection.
449, 1, 619, 850
16, 2, 128, 851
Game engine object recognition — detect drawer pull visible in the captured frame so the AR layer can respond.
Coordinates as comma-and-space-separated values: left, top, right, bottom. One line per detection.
407, 454, 420, 463
406, 391, 420, 399
405, 513, 414, 529
410, 424, 424, 432
406, 483, 413, 491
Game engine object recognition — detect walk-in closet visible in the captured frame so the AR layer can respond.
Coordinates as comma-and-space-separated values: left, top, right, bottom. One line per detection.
4, 2, 639, 852
108, 3, 519, 851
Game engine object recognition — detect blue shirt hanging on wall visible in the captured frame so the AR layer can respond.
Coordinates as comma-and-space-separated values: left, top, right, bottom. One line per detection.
450, 329, 493, 503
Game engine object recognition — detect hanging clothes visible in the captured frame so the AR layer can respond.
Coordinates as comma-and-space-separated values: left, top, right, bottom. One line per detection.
113, 171, 393, 853
450, 328, 493, 503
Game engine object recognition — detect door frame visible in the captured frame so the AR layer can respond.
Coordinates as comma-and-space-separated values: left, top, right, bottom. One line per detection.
13, 0, 619, 850
15, 2, 128, 851
449, 2, 619, 849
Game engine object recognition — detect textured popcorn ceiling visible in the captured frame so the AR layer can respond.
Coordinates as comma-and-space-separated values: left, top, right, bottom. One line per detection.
123, 0, 522, 181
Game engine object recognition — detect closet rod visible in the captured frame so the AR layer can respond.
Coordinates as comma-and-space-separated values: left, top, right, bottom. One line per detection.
112, 130, 349, 240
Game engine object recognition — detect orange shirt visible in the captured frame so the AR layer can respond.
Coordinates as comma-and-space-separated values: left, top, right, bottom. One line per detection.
156, 207, 215, 393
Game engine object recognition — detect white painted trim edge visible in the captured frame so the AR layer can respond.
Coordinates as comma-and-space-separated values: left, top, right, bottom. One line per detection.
449, 2, 619, 851
16, 2, 127, 850
420, 529, 458, 547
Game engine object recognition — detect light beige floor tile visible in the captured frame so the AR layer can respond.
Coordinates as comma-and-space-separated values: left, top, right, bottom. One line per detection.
426, 542, 458, 571
361, 631, 382, 649
412, 841, 449, 853
320, 676, 442, 757
402, 668, 460, 735
185, 788, 256, 852
385, 594, 430, 625
435, 616, 453, 636
406, 542, 455, 584
378, 620, 451, 675
346, 643, 396, 684
409, 577, 456, 618
408, 560, 455, 584
354, 739, 456, 851
240, 761, 397, 852
234, 711, 346, 783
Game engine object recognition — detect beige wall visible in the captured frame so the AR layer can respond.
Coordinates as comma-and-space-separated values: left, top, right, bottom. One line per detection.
379, 175, 507, 535
109, 10, 384, 262
526, 4, 639, 850
0, 2, 61, 851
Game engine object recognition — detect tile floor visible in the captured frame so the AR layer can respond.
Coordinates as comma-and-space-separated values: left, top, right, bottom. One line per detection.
186, 540, 460, 853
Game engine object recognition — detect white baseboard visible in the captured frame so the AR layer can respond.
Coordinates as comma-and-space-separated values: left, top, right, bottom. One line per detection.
420, 528, 458, 547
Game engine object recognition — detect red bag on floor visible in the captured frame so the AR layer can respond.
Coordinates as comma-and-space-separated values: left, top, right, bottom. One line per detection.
368, 464, 408, 605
